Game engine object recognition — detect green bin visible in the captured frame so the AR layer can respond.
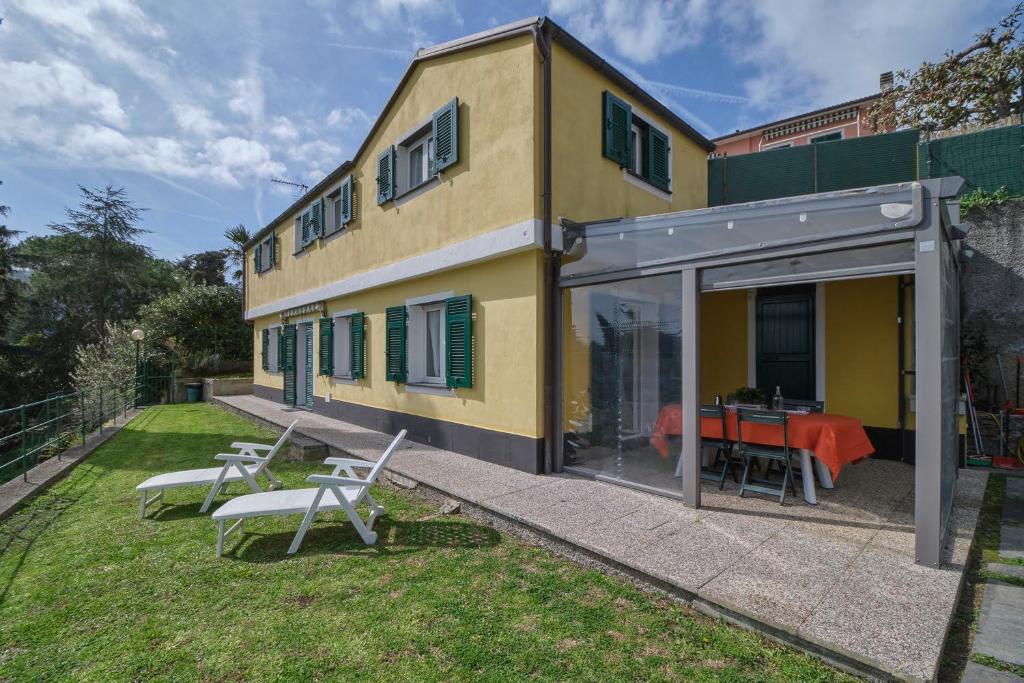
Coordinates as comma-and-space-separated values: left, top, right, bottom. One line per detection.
185, 383, 203, 403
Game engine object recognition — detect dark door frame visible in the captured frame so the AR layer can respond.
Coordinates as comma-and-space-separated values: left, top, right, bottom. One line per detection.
755, 284, 817, 401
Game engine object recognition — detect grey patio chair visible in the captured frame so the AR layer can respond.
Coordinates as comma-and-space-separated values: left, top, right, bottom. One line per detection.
737, 408, 797, 504
699, 404, 738, 489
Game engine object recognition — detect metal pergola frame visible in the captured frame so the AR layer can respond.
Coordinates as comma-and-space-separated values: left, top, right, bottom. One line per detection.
555, 178, 967, 567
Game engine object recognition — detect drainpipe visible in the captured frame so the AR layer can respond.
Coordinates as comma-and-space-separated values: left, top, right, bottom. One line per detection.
535, 21, 557, 474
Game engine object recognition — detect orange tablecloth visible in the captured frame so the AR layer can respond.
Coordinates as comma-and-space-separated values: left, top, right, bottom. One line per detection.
649, 405, 875, 481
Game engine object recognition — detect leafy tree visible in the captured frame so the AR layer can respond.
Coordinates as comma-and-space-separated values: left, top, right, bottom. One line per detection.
139, 283, 250, 373
178, 250, 227, 286
46, 185, 153, 335
223, 224, 253, 284
869, 4, 1024, 131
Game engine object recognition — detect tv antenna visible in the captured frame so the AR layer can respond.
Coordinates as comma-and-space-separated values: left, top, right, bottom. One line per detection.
271, 177, 309, 198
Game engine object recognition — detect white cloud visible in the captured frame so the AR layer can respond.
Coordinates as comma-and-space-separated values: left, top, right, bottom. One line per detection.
326, 106, 372, 130
173, 103, 225, 137
10, 0, 165, 42
0, 58, 128, 128
203, 137, 286, 182
547, 0, 710, 64
717, 0, 994, 113
267, 116, 299, 141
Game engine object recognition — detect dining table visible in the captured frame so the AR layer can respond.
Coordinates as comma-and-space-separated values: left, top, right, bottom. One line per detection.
649, 404, 875, 504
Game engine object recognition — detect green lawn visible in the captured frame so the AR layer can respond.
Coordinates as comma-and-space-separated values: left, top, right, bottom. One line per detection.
0, 403, 851, 682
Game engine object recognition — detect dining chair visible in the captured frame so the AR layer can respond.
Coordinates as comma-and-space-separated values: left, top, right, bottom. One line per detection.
781, 398, 825, 413
699, 404, 738, 489
736, 408, 796, 504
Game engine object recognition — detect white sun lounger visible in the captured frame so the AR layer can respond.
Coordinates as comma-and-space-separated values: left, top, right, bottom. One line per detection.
136, 420, 297, 519
211, 429, 406, 557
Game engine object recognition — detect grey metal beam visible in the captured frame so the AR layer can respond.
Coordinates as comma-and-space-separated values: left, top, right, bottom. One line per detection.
681, 268, 701, 507
914, 193, 942, 567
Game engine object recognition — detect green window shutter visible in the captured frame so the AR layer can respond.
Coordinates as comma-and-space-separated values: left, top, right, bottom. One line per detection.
261, 328, 269, 370
282, 324, 297, 406
602, 91, 632, 167
310, 199, 324, 238
376, 146, 395, 204
432, 97, 459, 173
318, 317, 333, 376
253, 244, 263, 273
385, 305, 406, 382
445, 294, 472, 389
350, 311, 365, 379
267, 234, 276, 267
340, 176, 353, 224
301, 210, 311, 245
647, 127, 670, 190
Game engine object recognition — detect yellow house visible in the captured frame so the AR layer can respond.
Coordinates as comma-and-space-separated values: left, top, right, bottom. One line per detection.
243, 17, 713, 473
245, 16, 922, 487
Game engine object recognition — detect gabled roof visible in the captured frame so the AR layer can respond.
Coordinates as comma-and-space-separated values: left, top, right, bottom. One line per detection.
712, 93, 881, 144
246, 17, 713, 249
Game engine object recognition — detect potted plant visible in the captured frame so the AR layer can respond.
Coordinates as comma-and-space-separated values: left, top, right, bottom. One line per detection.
727, 386, 765, 408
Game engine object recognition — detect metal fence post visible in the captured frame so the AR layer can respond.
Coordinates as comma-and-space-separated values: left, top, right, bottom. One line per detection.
19, 404, 27, 481
80, 392, 86, 444
56, 395, 63, 461
98, 388, 104, 435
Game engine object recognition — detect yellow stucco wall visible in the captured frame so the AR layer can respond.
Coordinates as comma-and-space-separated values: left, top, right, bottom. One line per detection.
254, 251, 543, 438
700, 290, 748, 403
825, 277, 899, 429
245, 34, 540, 311
549, 42, 708, 223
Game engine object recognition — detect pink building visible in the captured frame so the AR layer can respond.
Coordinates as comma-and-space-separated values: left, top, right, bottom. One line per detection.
713, 76, 894, 157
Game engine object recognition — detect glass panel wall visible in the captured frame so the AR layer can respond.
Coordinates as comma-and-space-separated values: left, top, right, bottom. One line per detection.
563, 273, 682, 493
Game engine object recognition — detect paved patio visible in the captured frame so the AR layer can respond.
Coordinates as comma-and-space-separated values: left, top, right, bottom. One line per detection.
214, 394, 986, 681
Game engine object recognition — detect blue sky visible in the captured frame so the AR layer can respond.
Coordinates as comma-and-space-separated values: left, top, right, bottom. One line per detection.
0, 0, 1010, 259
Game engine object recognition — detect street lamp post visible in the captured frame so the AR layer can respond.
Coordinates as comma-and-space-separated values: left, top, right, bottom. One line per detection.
131, 329, 145, 406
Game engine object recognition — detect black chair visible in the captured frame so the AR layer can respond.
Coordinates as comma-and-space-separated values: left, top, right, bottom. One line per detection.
782, 398, 825, 413
737, 408, 796, 504
699, 404, 738, 489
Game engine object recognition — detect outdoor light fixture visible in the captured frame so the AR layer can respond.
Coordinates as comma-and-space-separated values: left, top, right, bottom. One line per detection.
880, 202, 914, 220
131, 329, 146, 341
727, 220, 734, 229
799, 212, 808, 222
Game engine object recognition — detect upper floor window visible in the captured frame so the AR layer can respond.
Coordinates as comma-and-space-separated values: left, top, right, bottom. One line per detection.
602, 91, 671, 194
377, 98, 458, 205
254, 234, 276, 274
810, 130, 843, 144
324, 176, 353, 238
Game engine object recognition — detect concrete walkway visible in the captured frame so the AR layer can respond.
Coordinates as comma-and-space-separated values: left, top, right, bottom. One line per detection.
966, 477, 1024, 682
214, 394, 986, 681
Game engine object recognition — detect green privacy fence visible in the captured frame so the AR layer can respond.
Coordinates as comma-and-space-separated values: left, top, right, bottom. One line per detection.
709, 124, 1024, 205
0, 372, 175, 484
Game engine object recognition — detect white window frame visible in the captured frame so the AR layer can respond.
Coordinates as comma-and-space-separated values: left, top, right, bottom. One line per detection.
332, 313, 354, 379
809, 129, 844, 144
258, 236, 274, 273
267, 324, 281, 373
630, 122, 643, 175
405, 291, 451, 388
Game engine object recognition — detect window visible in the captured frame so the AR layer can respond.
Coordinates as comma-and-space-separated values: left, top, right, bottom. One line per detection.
254, 234, 275, 273
602, 91, 670, 192
324, 176, 353, 238
262, 325, 281, 372
406, 132, 433, 190
406, 301, 446, 385
333, 315, 352, 377
385, 295, 472, 388
763, 141, 793, 150
810, 130, 843, 144
377, 98, 457, 205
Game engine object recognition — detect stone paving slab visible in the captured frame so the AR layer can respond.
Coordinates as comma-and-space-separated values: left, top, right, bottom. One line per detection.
973, 581, 1024, 667
1004, 496, 1024, 524
1001, 525, 1024, 560
1007, 477, 1024, 500
962, 661, 1024, 683
212, 394, 985, 682
988, 562, 1024, 580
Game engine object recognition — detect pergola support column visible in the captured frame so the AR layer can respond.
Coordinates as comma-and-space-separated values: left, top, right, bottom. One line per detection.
681, 268, 701, 508
914, 199, 943, 567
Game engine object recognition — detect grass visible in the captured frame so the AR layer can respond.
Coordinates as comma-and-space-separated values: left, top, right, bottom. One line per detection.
0, 403, 853, 682
940, 474, 1024, 680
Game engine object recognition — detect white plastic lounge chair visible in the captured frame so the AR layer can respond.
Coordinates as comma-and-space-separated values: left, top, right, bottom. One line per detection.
211, 429, 406, 557
136, 420, 297, 519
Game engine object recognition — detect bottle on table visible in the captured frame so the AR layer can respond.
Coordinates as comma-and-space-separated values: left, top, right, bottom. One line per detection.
772, 385, 783, 411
